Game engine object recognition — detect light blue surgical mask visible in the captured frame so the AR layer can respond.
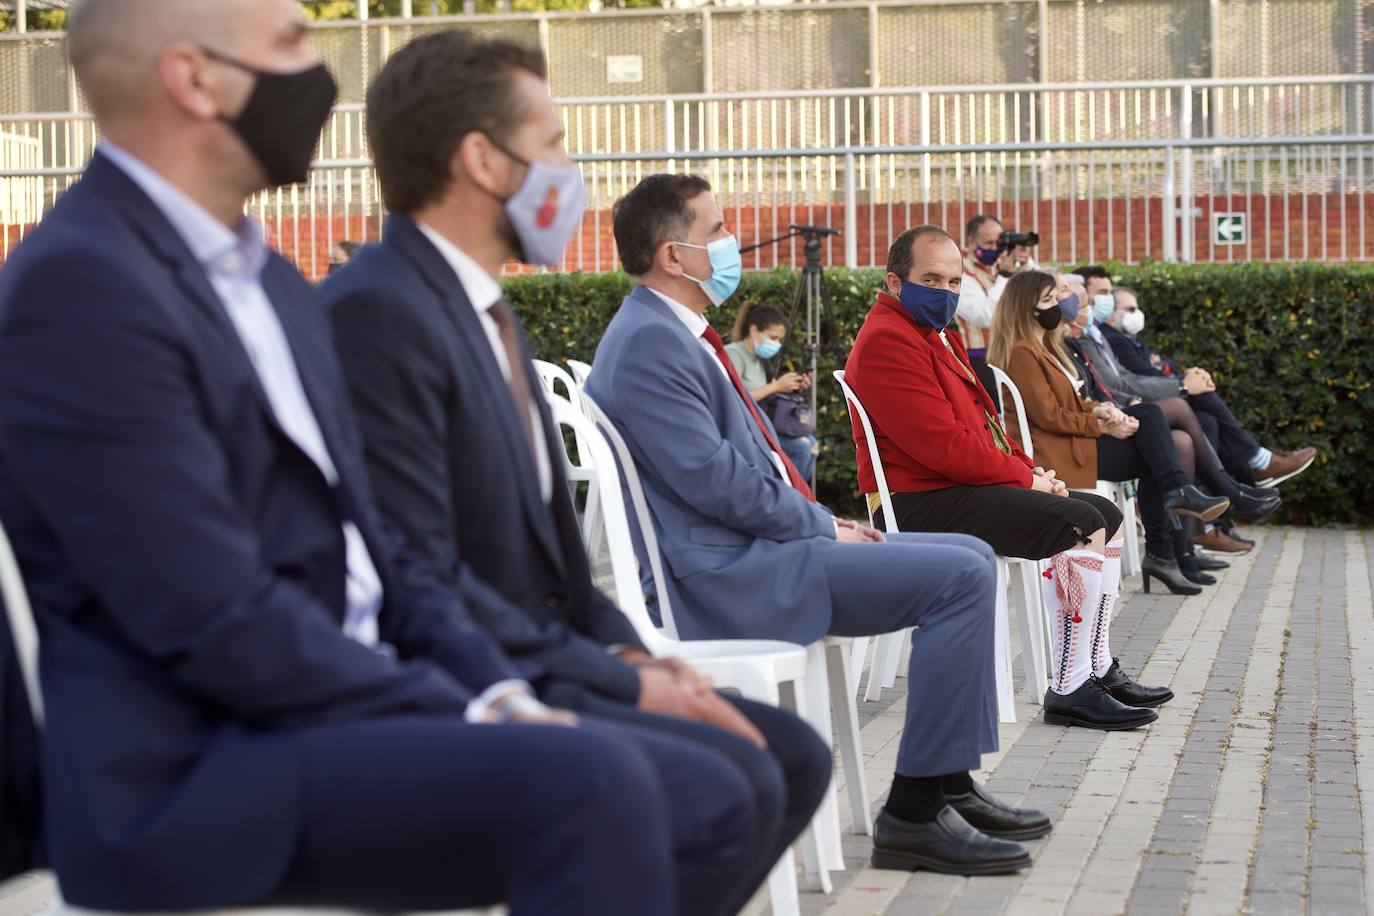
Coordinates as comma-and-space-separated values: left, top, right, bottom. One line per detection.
1091, 294, 1115, 323
755, 337, 782, 360
677, 235, 742, 307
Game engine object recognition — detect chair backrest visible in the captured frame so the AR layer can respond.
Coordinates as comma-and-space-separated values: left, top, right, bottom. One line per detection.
542, 392, 676, 652
566, 359, 593, 388
832, 370, 901, 534
989, 364, 1034, 460
579, 396, 684, 641
532, 359, 584, 409
0, 517, 43, 726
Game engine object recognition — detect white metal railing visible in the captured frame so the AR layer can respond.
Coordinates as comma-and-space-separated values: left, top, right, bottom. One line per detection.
5, 135, 1370, 273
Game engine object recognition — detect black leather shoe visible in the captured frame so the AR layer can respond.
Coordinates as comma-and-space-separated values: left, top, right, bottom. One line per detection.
1193, 553, 1230, 571
1177, 553, 1217, 586
1217, 519, 1256, 546
1141, 554, 1202, 596
1226, 492, 1281, 523
1043, 677, 1158, 730
1099, 658, 1174, 708
1164, 484, 1230, 523
871, 807, 1032, 875
1237, 482, 1280, 501
946, 781, 1052, 840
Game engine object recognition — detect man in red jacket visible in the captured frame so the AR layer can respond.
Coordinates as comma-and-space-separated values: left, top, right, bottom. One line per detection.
844, 226, 1171, 731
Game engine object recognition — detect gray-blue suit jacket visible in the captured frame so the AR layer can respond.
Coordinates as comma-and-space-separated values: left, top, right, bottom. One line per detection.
586, 285, 837, 644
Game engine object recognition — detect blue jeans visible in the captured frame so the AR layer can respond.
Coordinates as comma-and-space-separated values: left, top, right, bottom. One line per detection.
780, 434, 817, 483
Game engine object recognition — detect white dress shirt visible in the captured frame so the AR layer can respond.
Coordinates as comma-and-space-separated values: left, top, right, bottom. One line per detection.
417, 222, 554, 505
101, 143, 384, 648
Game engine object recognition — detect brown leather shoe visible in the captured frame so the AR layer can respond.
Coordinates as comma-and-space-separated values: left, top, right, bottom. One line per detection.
1190, 527, 1253, 554
1255, 447, 1317, 487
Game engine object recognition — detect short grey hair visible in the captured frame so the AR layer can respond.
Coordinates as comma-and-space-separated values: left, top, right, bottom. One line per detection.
1061, 273, 1085, 286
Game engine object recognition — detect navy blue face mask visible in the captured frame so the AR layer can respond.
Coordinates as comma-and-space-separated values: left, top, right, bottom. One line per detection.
898, 281, 960, 329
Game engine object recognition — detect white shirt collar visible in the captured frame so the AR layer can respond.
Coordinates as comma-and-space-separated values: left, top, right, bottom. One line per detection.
646, 286, 710, 340
416, 221, 503, 312
99, 142, 266, 279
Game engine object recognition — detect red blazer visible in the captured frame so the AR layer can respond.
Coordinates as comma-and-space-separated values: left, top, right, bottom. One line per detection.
844, 292, 1036, 494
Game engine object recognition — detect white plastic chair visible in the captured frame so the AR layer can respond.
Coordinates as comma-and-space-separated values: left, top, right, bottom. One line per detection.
834, 369, 1037, 720
546, 395, 837, 911
566, 358, 593, 388
532, 359, 604, 556
990, 365, 1141, 576
0, 519, 507, 916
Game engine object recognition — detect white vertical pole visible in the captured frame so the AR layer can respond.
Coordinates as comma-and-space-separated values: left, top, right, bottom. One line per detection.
1180, 87, 1195, 262
1162, 146, 1177, 262
401, 0, 413, 17
17, 0, 27, 33
844, 152, 858, 268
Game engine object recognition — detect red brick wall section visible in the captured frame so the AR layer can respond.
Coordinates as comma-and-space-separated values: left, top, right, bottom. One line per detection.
4, 194, 1372, 278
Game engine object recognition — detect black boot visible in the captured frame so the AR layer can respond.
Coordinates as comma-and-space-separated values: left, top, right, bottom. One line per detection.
1043, 677, 1159, 730
1099, 658, 1174, 707
1164, 484, 1230, 523
871, 807, 1032, 875
1177, 549, 1217, 586
945, 781, 1053, 840
1226, 491, 1281, 523
1236, 482, 1279, 501
1141, 554, 1203, 595
1194, 553, 1230, 571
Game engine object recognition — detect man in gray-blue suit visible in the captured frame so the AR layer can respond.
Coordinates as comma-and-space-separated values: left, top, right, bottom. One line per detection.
587, 174, 1052, 875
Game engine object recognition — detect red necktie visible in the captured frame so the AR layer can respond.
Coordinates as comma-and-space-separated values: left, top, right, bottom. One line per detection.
701, 325, 816, 502
1082, 354, 1118, 402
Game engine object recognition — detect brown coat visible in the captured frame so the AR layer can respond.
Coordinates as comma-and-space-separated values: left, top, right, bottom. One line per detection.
1002, 339, 1103, 489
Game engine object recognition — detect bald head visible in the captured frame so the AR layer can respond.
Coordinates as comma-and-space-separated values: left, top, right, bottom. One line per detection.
69, 0, 306, 123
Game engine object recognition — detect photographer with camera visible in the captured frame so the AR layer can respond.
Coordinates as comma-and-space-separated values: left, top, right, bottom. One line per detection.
727, 304, 818, 483
959, 214, 1038, 402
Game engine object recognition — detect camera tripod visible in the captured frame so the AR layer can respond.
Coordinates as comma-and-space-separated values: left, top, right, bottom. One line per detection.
741, 224, 842, 490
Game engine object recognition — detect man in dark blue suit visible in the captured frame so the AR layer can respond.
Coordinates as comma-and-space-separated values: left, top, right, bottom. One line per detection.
0, 1, 753, 912
323, 31, 831, 914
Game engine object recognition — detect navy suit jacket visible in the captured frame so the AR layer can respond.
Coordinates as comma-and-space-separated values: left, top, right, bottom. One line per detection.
1100, 322, 1181, 378
586, 286, 838, 645
0, 154, 517, 908
322, 214, 642, 704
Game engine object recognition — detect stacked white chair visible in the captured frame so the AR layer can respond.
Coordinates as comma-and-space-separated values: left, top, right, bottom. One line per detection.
565, 358, 593, 388
543, 393, 832, 912
833, 369, 1042, 719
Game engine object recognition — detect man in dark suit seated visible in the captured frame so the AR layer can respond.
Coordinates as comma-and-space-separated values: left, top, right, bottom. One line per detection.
322, 31, 830, 915
0, 2, 740, 912
585, 173, 1055, 877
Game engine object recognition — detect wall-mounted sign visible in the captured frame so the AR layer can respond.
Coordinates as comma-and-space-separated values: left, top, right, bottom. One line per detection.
606, 55, 644, 84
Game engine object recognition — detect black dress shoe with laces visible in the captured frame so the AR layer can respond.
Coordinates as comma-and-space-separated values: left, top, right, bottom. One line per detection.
1099, 658, 1174, 708
1043, 677, 1159, 730
871, 807, 1032, 875
946, 781, 1052, 840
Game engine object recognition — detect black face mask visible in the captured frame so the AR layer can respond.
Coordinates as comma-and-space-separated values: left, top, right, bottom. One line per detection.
1035, 303, 1064, 330
203, 48, 337, 188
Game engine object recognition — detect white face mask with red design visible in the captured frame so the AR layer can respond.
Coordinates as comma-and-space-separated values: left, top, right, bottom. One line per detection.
489, 140, 589, 268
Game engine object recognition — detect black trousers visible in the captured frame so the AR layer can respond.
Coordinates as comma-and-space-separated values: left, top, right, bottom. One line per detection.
1188, 391, 1262, 480
886, 487, 1122, 560
1098, 401, 1190, 559
548, 685, 833, 916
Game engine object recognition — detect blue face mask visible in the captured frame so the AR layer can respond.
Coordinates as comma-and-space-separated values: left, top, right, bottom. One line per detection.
1058, 292, 1081, 322
898, 281, 960, 329
755, 337, 782, 360
678, 235, 742, 307
1092, 294, 1115, 323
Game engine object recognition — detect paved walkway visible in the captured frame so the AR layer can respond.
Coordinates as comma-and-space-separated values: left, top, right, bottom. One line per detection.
4, 526, 1370, 916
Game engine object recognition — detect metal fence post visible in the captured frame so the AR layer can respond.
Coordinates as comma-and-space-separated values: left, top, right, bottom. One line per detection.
1162, 145, 1177, 262
844, 151, 858, 268
1179, 85, 1195, 262
664, 99, 677, 172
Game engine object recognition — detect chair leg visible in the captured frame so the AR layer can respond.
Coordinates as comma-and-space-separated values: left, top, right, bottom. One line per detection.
863, 633, 898, 702
994, 559, 1017, 724
847, 634, 871, 697
788, 662, 839, 890
1121, 489, 1142, 577
753, 676, 804, 916
1011, 561, 1047, 705
826, 638, 873, 836
878, 627, 907, 689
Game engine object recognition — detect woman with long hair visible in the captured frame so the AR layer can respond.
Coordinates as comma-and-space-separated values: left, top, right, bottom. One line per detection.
988, 271, 1229, 596
724, 304, 817, 482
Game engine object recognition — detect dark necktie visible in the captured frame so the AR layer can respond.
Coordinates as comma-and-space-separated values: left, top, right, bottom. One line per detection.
701, 325, 816, 502
1082, 353, 1118, 403
488, 298, 538, 461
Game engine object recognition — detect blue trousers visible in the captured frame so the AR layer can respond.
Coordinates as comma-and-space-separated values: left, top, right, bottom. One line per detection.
781, 434, 817, 484
265, 713, 758, 916
820, 531, 999, 777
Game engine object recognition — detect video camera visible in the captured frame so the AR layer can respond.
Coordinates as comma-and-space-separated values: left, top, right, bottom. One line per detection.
997, 230, 1040, 253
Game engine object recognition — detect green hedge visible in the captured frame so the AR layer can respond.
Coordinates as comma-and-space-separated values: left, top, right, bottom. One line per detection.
503, 262, 1374, 526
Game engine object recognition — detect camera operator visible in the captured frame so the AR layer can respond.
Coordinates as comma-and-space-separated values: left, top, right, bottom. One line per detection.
958, 214, 1037, 403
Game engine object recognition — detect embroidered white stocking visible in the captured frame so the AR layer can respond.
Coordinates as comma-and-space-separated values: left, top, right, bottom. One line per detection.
1043, 549, 1104, 696
1092, 539, 1124, 677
